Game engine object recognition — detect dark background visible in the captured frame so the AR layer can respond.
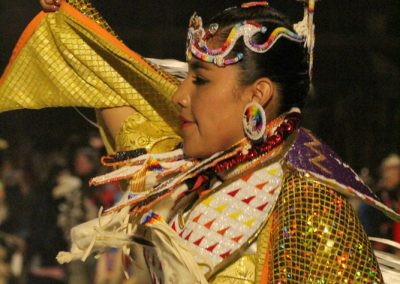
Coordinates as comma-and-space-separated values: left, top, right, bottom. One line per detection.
0, 0, 399, 177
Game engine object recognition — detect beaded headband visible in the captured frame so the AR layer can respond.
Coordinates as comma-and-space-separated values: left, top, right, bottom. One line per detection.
186, 1, 316, 77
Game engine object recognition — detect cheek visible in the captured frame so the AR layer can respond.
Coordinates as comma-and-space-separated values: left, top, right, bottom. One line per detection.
193, 94, 244, 144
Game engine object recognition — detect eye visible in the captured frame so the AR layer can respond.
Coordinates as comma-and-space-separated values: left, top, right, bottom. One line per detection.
192, 75, 209, 86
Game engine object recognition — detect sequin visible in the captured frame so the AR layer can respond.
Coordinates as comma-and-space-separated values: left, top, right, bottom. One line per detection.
255, 173, 384, 283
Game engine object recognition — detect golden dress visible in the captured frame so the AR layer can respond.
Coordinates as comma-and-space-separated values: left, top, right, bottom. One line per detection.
1, 2, 399, 283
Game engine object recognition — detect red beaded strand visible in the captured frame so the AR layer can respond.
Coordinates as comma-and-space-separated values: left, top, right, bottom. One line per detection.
214, 112, 301, 173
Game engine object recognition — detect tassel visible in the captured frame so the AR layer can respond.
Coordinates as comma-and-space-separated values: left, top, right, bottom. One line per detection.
146, 58, 188, 81
56, 193, 133, 264
142, 211, 208, 283
293, 0, 316, 80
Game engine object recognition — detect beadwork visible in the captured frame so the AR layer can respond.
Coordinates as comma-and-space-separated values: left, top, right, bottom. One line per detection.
186, 13, 304, 67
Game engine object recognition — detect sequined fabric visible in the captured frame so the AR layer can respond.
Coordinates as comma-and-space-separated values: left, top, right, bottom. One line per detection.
66, 0, 117, 35
255, 171, 383, 283
65, 0, 181, 87
285, 128, 400, 222
209, 171, 383, 283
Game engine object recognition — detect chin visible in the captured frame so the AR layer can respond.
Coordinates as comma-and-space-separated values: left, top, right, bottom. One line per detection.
183, 142, 212, 159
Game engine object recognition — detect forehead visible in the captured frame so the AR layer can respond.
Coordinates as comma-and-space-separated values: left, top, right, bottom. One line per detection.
188, 58, 241, 80
189, 59, 213, 71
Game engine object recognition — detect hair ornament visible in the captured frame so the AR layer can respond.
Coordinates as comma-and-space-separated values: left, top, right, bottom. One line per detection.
186, 13, 305, 67
186, 13, 205, 61
241, 2, 269, 8
208, 23, 219, 35
293, 0, 317, 79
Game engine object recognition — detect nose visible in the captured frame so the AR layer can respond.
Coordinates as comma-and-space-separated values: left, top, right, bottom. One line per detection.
172, 77, 191, 108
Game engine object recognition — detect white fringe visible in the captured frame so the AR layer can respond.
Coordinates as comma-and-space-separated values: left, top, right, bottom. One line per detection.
56, 193, 133, 264
143, 213, 208, 284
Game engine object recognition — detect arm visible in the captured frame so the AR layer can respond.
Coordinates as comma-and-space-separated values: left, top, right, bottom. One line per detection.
99, 107, 137, 141
1, 1, 181, 151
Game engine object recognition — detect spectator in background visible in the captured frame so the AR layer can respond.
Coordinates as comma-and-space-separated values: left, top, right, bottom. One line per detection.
378, 154, 400, 244
62, 147, 101, 284
26, 162, 68, 284
359, 154, 400, 250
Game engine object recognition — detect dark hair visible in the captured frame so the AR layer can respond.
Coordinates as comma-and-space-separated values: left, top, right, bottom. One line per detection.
208, 6, 310, 112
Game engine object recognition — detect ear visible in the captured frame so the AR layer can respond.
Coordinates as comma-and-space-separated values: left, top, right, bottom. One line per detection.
251, 77, 274, 107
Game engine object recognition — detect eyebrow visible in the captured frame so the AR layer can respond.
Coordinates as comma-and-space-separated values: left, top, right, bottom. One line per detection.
189, 60, 211, 71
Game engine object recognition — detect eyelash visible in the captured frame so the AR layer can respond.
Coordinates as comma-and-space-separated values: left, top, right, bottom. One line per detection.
192, 75, 208, 86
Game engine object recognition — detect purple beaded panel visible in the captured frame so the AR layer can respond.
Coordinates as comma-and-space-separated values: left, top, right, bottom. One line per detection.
285, 128, 379, 201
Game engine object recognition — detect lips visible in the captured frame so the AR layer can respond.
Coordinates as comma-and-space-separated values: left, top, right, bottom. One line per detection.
179, 115, 195, 129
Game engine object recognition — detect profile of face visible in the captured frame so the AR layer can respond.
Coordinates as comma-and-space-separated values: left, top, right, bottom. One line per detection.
382, 165, 400, 189
173, 58, 249, 159
74, 153, 94, 176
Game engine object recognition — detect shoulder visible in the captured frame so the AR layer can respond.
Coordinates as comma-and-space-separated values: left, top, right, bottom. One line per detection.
281, 128, 400, 222
255, 170, 384, 283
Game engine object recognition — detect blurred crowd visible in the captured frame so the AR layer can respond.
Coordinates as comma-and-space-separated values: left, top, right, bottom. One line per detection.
357, 154, 400, 253
0, 132, 399, 283
0, 133, 125, 284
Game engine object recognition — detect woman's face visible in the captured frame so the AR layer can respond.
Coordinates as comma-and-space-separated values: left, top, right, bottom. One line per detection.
173, 59, 250, 159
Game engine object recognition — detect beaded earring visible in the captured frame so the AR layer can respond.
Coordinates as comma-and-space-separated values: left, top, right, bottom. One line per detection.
242, 102, 267, 142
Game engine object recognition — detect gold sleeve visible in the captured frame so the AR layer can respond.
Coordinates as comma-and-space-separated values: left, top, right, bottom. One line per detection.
256, 172, 383, 283
0, 0, 181, 152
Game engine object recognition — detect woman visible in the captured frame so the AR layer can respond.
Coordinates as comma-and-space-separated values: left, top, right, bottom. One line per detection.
3, 1, 400, 283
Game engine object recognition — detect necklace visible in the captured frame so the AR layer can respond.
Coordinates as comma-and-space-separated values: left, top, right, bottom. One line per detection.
101, 111, 301, 215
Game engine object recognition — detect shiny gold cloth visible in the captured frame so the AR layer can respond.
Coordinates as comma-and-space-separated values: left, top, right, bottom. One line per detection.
1, 2, 384, 282
211, 171, 383, 283
0, 0, 181, 152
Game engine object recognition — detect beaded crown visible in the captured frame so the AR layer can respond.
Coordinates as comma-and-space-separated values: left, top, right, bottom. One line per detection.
186, 1, 316, 77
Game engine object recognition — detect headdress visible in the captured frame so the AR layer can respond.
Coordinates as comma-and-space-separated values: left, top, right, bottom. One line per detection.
186, 1, 317, 78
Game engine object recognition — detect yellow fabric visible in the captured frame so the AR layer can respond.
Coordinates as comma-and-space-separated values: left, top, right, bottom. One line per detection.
210, 255, 257, 284
210, 172, 383, 283
0, 1, 181, 152
115, 112, 181, 152
256, 172, 383, 283
66, 0, 117, 37
0, 2, 383, 281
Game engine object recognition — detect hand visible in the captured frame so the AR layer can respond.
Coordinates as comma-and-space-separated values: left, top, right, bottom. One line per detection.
39, 0, 61, 12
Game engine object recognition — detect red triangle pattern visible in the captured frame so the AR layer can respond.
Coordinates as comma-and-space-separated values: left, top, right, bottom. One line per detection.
241, 172, 253, 182
193, 236, 205, 246
206, 242, 219, 252
204, 218, 216, 229
220, 250, 231, 259
256, 181, 269, 190
227, 188, 240, 197
256, 201, 269, 211
171, 221, 177, 232
269, 186, 278, 195
231, 234, 243, 243
217, 226, 230, 236
192, 212, 203, 223
242, 195, 256, 204
179, 229, 185, 237
184, 230, 193, 241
